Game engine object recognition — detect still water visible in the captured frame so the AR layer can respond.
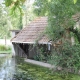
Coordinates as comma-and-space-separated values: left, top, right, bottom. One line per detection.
0, 54, 15, 80
0, 54, 34, 80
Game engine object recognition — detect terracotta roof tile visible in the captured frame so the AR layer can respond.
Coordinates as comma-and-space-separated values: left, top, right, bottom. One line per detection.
11, 17, 49, 44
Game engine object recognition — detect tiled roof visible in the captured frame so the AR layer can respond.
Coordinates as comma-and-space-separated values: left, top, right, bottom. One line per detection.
11, 13, 80, 44
11, 17, 49, 44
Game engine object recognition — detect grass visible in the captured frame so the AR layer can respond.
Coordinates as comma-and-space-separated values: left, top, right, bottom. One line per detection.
0, 45, 11, 54
0, 50, 11, 54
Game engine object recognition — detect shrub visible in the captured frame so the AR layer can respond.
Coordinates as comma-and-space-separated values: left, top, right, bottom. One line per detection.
48, 42, 80, 73
0, 45, 11, 51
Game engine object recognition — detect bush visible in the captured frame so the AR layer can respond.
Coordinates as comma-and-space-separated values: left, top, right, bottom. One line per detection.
48, 42, 80, 73
0, 45, 11, 51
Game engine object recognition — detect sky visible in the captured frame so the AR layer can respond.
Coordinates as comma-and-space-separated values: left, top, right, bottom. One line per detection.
0, 0, 3, 4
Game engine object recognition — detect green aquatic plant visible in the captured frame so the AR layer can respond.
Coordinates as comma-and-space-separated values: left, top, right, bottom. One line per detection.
14, 57, 80, 80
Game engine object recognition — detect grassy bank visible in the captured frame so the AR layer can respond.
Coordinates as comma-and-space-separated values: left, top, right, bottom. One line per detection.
0, 50, 11, 54
0, 45, 11, 54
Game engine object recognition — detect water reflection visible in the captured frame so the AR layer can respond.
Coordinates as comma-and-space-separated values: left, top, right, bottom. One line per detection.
0, 54, 15, 80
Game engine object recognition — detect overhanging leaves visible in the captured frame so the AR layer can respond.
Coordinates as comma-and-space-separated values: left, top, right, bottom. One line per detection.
73, 0, 77, 4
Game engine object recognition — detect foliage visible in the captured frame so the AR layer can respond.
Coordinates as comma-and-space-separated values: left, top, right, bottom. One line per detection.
4, 0, 36, 30
14, 57, 80, 80
48, 0, 79, 41
0, 4, 22, 38
0, 45, 11, 51
48, 42, 80, 73
34, 0, 80, 41
0, 0, 36, 39
33, 47, 46, 61
13, 70, 33, 80
32, 42, 49, 62
73, 0, 77, 4
4, 0, 26, 15
22, 0, 36, 26
34, 0, 80, 73
0, 4, 24, 38
10, 14, 23, 29
0, 5, 11, 38
0, 45, 7, 51
33, 0, 49, 16
4, 0, 78, 15
4, 0, 36, 25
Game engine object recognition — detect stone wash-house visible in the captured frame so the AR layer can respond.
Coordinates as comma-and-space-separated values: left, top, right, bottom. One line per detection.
11, 17, 51, 58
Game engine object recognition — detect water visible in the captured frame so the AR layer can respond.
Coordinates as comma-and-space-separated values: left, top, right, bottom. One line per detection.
0, 54, 33, 80
0, 54, 15, 80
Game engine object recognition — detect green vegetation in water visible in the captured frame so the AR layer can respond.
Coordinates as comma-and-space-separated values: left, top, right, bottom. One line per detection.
14, 57, 80, 80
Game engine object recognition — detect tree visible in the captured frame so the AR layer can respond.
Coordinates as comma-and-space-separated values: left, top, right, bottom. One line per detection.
0, 4, 23, 38
73, 0, 77, 4
4, 0, 36, 29
4, 0, 78, 14
34, 0, 80, 73
34, 0, 80, 42
4, 0, 26, 15
0, 4, 11, 38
